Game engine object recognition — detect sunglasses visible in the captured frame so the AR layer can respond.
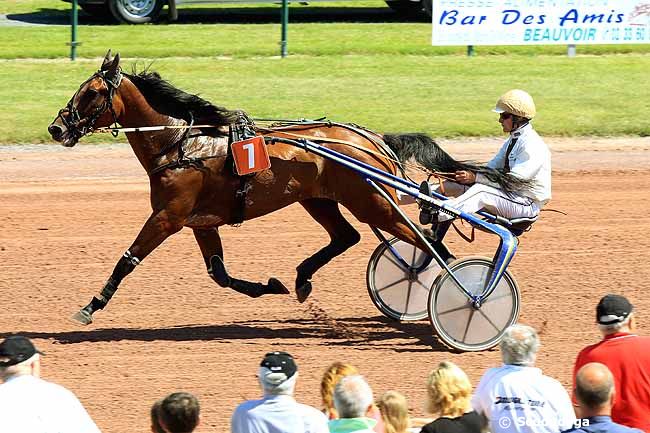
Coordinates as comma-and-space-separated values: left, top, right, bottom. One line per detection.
499, 113, 512, 120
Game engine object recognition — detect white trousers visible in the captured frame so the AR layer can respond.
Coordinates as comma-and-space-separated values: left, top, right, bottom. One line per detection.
436, 181, 540, 221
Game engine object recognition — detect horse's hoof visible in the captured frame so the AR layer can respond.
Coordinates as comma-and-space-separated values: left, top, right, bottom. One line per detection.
71, 309, 93, 325
267, 278, 290, 295
296, 281, 312, 303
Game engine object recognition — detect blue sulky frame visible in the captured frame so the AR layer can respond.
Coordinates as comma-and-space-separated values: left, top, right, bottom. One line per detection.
270, 137, 518, 309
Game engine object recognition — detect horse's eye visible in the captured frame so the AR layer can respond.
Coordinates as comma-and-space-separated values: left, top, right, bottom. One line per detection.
86, 88, 99, 97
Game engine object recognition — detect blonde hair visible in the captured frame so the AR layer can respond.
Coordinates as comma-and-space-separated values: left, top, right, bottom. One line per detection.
320, 362, 359, 417
425, 361, 472, 418
377, 391, 409, 433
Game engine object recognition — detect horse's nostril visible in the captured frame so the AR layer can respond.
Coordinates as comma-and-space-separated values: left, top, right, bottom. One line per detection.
48, 124, 64, 138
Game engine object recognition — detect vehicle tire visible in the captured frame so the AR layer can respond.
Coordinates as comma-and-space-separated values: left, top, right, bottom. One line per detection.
367, 238, 441, 321
384, 0, 422, 16
420, 0, 432, 18
108, 0, 164, 24
79, 3, 113, 20
427, 256, 520, 352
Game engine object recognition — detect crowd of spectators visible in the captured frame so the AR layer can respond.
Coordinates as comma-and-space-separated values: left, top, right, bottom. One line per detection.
0, 293, 648, 433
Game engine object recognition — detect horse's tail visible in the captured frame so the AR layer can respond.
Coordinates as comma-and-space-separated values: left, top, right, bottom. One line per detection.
382, 133, 533, 194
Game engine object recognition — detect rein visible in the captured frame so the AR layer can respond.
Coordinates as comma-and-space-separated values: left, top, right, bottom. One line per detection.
95, 124, 218, 134
94, 120, 449, 180
254, 126, 440, 178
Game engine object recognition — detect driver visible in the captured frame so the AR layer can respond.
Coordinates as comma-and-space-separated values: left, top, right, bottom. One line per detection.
420, 89, 551, 239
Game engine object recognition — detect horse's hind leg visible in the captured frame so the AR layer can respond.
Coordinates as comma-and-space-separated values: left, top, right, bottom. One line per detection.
295, 198, 361, 302
192, 228, 289, 298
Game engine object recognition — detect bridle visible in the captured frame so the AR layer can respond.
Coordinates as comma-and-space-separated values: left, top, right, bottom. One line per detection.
55, 69, 123, 140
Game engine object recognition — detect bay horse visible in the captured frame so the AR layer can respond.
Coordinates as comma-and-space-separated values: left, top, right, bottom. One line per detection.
48, 51, 523, 325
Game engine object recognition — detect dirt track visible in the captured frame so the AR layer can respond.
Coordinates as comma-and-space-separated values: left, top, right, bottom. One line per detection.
1, 137, 649, 432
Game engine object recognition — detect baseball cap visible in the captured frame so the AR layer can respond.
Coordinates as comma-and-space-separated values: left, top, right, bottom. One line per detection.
596, 294, 633, 325
0, 336, 44, 367
259, 351, 297, 386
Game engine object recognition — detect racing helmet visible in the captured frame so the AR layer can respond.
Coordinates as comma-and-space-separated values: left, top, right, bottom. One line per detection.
493, 89, 536, 119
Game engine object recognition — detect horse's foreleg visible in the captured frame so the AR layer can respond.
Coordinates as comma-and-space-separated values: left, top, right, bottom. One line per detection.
295, 199, 361, 302
192, 228, 289, 298
71, 210, 183, 325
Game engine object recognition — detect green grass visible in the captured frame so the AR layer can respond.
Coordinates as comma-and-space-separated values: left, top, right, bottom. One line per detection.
2, 0, 649, 143
2, 22, 650, 59
0, 0, 68, 14
4, 54, 650, 143
2, 0, 650, 59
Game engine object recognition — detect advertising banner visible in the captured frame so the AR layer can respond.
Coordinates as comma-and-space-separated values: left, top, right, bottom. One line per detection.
431, 1, 650, 45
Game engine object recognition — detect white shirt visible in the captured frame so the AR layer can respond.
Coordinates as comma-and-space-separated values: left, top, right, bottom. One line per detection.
0, 374, 101, 433
471, 365, 575, 433
231, 394, 329, 433
477, 123, 552, 205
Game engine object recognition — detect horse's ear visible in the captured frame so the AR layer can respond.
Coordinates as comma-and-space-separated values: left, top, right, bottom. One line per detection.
106, 53, 121, 77
101, 49, 113, 70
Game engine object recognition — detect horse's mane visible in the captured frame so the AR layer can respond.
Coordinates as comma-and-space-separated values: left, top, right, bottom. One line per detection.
125, 69, 238, 133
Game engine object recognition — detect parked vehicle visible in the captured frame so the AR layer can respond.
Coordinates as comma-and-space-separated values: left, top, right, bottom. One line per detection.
64, 0, 426, 24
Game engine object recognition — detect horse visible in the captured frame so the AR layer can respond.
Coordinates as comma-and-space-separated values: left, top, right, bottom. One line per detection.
48, 51, 524, 325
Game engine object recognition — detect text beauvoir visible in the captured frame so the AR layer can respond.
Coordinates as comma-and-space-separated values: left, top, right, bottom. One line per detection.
431, 0, 650, 45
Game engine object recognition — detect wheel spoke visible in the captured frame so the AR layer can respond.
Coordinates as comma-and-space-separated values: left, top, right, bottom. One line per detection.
461, 308, 476, 343
410, 245, 417, 266
476, 266, 489, 295
476, 307, 502, 333
376, 277, 409, 293
480, 292, 513, 304
384, 253, 407, 271
404, 281, 413, 314
437, 302, 471, 316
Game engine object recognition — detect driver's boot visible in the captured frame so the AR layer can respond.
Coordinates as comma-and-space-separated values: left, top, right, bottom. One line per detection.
418, 181, 437, 225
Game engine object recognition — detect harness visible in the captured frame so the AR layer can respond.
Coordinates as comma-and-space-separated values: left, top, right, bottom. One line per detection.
226, 112, 258, 225
55, 69, 122, 142
59, 72, 416, 227
148, 113, 211, 176
150, 115, 408, 226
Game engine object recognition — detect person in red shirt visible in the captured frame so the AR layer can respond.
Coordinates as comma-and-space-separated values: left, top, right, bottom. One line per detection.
572, 294, 650, 433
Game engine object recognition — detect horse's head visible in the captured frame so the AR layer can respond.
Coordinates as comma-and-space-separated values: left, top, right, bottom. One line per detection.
48, 50, 123, 147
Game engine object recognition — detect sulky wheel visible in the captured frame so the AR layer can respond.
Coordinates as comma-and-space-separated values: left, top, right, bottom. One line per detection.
428, 256, 520, 351
367, 238, 441, 321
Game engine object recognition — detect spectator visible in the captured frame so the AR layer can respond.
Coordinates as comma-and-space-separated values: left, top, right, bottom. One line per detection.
321, 362, 359, 419
563, 363, 643, 433
151, 392, 200, 433
421, 361, 484, 433
0, 335, 101, 433
329, 375, 377, 433
377, 391, 410, 433
572, 294, 650, 432
231, 351, 328, 433
320, 362, 385, 433
471, 324, 575, 433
